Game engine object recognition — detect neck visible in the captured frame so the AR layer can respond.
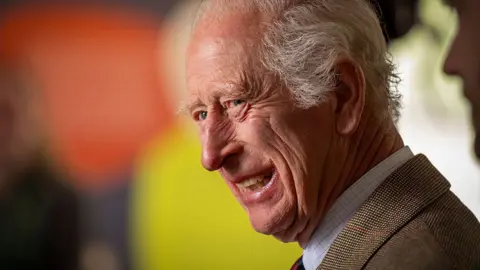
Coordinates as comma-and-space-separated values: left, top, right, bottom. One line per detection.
298, 113, 404, 248
331, 114, 404, 217
345, 115, 404, 189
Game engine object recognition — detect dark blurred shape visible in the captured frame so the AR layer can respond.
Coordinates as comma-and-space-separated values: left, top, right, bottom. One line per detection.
0, 62, 80, 270
0, 0, 176, 21
0, 154, 79, 270
371, 0, 420, 43
81, 173, 133, 270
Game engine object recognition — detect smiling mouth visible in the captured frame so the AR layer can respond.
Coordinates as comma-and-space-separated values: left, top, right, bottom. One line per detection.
235, 170, 275, 192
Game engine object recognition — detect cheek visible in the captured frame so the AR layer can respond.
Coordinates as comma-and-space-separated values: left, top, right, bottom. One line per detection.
273, 110, 335, 188
271, 110, 333, 163
235, 116, 276, 147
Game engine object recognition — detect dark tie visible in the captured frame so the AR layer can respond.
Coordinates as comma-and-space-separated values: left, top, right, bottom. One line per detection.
290, 256, 305, 270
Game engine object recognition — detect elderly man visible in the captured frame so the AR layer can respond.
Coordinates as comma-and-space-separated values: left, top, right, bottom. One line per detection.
185, 0, 480, 269
444, 0, 480, 160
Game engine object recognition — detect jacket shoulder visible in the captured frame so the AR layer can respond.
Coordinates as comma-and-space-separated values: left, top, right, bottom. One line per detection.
420, 191, 480, 269
367, 191, 480, 270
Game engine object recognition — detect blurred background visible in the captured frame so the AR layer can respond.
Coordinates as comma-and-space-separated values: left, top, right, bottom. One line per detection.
0, 0, 478, 269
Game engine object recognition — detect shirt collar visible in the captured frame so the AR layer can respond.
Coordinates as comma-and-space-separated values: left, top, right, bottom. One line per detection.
302, 146, 414, 270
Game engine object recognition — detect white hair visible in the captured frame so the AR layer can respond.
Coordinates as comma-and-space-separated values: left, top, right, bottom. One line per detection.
194, 0, 402, 121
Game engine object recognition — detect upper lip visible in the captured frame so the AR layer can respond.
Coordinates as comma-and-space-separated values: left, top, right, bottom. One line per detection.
224, 168, 274, 184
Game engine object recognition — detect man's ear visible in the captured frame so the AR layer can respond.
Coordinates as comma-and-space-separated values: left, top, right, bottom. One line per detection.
333, 57, 366, 136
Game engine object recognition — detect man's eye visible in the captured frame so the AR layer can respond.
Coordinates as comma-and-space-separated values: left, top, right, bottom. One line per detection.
229, 99, 245, 107
196, 111, 208, 121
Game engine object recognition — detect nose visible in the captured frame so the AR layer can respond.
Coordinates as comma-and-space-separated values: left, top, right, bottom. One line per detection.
200, 121, 241, 171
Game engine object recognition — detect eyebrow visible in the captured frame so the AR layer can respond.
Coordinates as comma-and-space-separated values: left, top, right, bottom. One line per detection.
180, 70, 266, 116
178, 99, 204, 116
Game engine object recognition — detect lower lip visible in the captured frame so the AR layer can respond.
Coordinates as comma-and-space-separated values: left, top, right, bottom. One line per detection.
233, 171, 279, 206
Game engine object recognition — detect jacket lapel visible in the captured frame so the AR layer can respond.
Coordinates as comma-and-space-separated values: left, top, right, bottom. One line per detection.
319, 155, 451, 270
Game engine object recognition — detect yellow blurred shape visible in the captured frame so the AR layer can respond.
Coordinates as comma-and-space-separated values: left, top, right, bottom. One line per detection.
132, 124, 301, 270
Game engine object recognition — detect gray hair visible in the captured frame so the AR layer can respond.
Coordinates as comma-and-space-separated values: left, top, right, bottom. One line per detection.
194, 0, 402, 121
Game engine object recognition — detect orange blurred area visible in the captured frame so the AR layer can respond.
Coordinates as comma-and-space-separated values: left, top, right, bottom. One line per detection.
0, 4, 174, 189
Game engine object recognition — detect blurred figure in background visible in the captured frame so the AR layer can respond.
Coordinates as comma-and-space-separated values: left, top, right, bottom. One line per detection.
0, 61, 79, 270
1, 2, 176, 269
443, 0, 480, 159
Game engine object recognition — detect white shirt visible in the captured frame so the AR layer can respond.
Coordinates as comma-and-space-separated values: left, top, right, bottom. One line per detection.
302, 146, 414, 270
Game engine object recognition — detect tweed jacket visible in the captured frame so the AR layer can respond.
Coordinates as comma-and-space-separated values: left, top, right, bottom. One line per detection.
313, 154, 480, 270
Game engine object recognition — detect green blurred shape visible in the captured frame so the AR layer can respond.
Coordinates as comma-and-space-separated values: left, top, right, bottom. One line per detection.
132, 125, 301, 270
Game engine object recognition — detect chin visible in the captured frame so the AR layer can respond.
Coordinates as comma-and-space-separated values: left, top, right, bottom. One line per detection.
247, 202, 297, 240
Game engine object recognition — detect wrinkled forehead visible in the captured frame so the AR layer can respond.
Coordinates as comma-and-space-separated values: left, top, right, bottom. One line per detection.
185, 37, 255, 111
193, 1, 268, 37
188, 4, 266, 57
187, 8, 264, 59
185, 12, 264, 109
186, 36, 249, 70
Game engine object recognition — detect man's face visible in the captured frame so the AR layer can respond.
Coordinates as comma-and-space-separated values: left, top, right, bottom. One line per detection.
444, 0, 480, 158
185, 13, 340, 241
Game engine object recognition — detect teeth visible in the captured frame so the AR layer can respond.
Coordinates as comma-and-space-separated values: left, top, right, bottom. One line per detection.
236, 177, 264, 189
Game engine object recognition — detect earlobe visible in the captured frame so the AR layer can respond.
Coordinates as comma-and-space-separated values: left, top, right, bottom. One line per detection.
333, 58, 366, 136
